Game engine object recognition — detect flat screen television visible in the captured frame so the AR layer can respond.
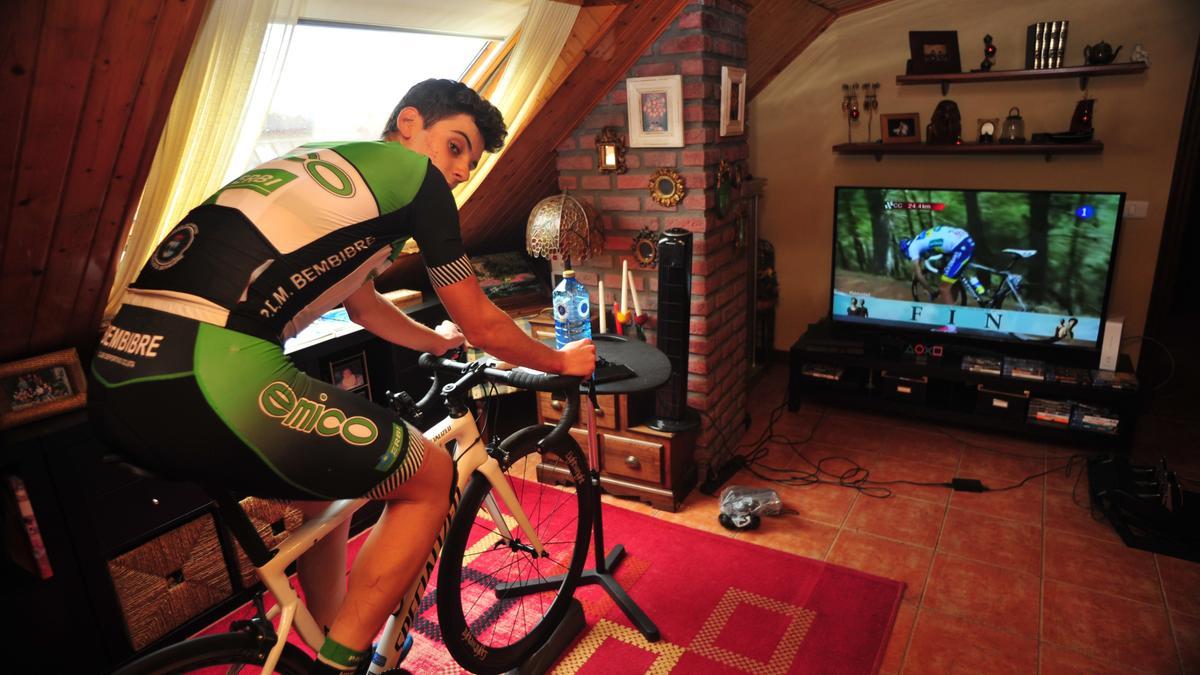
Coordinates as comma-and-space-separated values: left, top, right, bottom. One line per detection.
830, 186, 1124, 353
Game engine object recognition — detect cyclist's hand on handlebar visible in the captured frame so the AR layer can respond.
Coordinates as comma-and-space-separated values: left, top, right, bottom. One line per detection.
558, 338, 597, 377
434, 320, 466, 354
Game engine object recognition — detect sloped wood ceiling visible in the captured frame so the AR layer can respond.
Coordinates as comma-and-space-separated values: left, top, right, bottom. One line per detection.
0, 0, 210, 362
746, 0, 897, 101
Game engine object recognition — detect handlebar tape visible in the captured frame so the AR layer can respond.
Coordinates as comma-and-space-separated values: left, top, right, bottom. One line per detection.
418, 353, 582, 394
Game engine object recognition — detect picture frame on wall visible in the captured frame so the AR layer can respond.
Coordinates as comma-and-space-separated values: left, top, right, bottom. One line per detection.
907, 31, 962, 75
626, 75, 684, 148
330, 352, 371, 399
0, 348, 87, 430
881, 113, 922, 143
720, 66, 746, 137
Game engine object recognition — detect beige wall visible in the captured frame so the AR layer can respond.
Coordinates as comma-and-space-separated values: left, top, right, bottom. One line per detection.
749, 0, 1200, 361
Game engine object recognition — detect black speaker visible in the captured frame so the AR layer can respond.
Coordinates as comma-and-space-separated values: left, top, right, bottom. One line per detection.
648, 228, 700, 432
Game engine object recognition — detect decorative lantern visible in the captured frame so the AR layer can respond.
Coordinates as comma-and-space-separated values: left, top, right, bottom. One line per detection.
595, 127, 626, 174
1000, 107, 1026, 144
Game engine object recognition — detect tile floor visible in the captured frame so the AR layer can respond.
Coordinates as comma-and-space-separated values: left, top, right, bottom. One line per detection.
592, 365, 1200, 674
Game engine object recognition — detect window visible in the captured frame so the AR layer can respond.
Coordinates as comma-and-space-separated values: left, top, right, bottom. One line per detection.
228, 21, 489, 179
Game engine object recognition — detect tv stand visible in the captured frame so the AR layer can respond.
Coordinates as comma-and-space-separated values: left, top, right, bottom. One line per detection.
788, 321, 1142, 449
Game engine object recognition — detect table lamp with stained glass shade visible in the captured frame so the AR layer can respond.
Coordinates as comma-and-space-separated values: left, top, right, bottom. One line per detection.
525, 192, 604, 273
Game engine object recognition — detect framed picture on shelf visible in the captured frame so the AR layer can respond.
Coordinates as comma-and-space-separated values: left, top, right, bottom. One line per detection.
330, 352, 371, 398
0, 348, 87, 430
881, 112, 921, 143
719, 66, 746, 137
908, 31, 962, 75
626, 75, 684, 148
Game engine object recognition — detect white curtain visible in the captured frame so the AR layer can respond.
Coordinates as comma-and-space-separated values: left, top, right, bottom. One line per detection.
453, 0, 580, 206
104, 0, 302, 320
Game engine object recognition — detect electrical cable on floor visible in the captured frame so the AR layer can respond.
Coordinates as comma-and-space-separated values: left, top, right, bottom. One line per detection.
699, 388, 1111, 502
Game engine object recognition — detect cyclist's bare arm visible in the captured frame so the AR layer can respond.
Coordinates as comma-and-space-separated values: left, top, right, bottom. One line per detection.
344, 282, 465, 354
436, 275, 596, 377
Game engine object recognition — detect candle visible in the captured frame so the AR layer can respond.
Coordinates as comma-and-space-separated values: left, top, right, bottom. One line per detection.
598, 279, 607, 333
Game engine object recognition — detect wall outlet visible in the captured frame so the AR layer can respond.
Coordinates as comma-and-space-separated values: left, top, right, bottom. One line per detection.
1124, 200, 1149, 219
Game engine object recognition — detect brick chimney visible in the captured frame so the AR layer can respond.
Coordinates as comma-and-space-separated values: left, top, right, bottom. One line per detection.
558, 0, 751, 470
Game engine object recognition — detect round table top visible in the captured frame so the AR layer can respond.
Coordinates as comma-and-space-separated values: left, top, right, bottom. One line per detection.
541, 334, 670, 395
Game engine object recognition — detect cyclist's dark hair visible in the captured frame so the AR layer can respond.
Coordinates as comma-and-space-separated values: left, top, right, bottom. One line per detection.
381, 79, 507, 153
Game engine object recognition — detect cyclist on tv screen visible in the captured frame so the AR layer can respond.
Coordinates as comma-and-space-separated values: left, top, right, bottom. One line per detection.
899, 224, 983, 305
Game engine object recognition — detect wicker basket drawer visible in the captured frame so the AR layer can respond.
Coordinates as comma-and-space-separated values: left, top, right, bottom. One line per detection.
107, 512, 232, 651
602, 433, 663, 484
231, 497, 305, 589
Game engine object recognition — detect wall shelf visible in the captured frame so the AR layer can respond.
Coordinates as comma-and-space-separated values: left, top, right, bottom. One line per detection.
832, 141, 1104, 162
896, 62, 1148, 94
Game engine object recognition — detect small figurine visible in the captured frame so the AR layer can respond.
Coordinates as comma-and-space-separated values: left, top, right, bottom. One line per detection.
1131, 43, 1150, 65
862, 82, 879, 142
980, 34, 997, 72
841, 83, 861, 142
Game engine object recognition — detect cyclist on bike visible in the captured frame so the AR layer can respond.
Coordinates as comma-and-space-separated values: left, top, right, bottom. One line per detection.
90, 79, 596, 675
899, 223, 983, 305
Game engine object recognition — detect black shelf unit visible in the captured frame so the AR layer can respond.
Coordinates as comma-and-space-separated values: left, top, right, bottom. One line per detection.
895, 62, 1148, 94
787, 325, 1141, 450
832, 141, 1103, 162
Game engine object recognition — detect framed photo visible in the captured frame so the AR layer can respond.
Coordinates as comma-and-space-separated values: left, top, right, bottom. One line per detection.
0, 348, 87, 430
881, 112, 921, 143
329, 352, 371, 399
626, 75, 683, 148
720, 66, 746, 137
977, 118, 1000, 143
908, 31, 961, 75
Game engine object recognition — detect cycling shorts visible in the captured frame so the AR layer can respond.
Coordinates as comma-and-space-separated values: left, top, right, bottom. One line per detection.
89, 305, 426, 500
938, 237, 975, 283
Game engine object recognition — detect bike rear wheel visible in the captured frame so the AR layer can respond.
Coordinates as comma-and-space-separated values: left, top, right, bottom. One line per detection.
112, 631, 311, 674
437, 424, 594, 674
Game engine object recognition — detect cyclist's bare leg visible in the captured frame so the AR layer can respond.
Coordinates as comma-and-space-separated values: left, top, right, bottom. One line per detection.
325, 436, 453, 654
937, 280, 956, 305
296, 501, 350, 632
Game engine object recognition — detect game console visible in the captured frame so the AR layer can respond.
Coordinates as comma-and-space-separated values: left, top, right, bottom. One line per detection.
1099, 315, 1123, 371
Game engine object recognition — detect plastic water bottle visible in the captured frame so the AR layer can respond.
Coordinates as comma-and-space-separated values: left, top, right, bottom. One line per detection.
967, 274, 986, 296
552, 270, 592, 348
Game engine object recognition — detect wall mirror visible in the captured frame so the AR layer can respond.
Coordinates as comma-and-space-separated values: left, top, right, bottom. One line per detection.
648, 167, 686, 207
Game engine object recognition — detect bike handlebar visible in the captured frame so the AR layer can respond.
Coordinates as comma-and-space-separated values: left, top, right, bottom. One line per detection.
417, 353, 583, 394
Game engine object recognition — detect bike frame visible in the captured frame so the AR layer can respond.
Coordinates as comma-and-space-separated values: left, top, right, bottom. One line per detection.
250, 406, 545, 674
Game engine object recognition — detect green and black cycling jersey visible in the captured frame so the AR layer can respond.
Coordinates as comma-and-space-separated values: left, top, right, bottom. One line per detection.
126, 141, 475, 344
90, 141, 472, 499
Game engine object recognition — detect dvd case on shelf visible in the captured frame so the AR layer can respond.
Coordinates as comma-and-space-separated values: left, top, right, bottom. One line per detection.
1029, 397, 1072, 426
1047, 365, 1091, 386
1071, 402, 1119, 434
1004, 357, 1046, 381
801, 363, 844, 381
1092, 370, 1139, 390
962, 355, 1002, 375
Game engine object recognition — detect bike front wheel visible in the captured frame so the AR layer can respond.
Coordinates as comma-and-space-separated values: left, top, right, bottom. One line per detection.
437, 424, 594, 674
112, 631, 312, 674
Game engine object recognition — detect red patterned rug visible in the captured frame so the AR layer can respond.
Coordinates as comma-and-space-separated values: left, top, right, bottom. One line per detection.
202, 481, 904, 674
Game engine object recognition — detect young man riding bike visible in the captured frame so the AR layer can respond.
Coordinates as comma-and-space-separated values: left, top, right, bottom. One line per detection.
90, 79, 596, 674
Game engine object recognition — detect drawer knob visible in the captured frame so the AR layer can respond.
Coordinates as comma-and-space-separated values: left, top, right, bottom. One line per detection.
624, 455, 640, 469
550, 400, 604, 416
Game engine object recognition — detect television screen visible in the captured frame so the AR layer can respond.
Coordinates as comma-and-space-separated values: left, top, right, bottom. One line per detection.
831, 187, 1124, 350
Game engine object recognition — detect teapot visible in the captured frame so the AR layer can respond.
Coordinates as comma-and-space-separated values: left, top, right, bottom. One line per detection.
1083, 41, 1122, 65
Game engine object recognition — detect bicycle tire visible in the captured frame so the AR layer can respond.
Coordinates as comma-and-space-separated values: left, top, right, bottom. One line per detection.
112, 631, 312, 675
437, 424, 594, 674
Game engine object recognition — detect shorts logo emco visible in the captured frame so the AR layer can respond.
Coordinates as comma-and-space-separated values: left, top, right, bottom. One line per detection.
258, 381, 378, 446
151, 223, 198, 270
